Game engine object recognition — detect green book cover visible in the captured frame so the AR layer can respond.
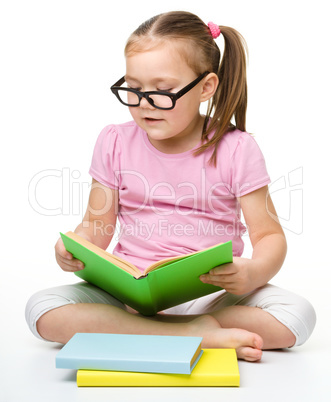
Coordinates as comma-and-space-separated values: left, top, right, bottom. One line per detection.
60, 232, 233, 316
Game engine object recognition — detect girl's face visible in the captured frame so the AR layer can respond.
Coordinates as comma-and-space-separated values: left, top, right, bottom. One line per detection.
125, 42, 209, 153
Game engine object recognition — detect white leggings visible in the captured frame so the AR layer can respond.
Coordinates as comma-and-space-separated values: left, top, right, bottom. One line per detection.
25, 282, 316, 347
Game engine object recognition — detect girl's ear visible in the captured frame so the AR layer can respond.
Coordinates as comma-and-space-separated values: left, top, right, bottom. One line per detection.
200, 73, 219, 102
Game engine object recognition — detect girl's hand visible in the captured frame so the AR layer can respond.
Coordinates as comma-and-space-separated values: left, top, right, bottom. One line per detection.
55, 237, 85, 272
200, 257, 257, 295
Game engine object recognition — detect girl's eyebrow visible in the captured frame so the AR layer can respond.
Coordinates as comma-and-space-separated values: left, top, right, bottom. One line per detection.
124, 75, 139, 83
124, 75, 179, 85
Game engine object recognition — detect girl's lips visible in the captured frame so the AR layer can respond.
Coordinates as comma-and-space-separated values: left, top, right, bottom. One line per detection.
144, 117, 163, 125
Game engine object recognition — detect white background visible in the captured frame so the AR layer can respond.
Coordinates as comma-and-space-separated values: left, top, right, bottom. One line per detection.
1, 0, 330, 297
0, 1, 330, 401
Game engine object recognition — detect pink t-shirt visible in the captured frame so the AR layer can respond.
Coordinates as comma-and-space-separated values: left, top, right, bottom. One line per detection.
89, 121, 270, 272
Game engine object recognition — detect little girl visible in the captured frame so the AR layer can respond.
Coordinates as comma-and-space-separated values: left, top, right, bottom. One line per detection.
26, 11, 316, 362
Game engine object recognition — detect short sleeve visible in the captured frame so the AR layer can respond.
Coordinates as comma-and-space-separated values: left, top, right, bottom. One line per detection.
230, 133, 270, 197
89, 125, 121, 189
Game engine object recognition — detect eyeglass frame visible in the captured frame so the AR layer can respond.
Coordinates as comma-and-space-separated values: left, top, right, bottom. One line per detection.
110, 71, 210, 110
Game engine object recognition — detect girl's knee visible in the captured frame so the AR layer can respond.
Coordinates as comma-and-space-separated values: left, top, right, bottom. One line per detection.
25, 283, 126, 340
25, 288, 75, 341
253, 285, 316, 347
291, 295, 316, 346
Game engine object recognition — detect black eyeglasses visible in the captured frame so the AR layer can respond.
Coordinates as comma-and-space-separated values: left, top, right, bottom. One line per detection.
110, 71, 210, 110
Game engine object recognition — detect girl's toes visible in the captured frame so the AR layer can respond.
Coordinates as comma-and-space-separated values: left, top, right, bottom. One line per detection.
236, 346, 262, 362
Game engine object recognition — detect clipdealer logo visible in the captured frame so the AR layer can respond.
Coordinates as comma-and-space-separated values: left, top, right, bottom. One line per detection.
28, 168, 91, 217
28, 166, 304, 235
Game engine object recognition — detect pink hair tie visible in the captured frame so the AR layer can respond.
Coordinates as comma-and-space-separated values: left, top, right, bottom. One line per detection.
208, 22, 221, 39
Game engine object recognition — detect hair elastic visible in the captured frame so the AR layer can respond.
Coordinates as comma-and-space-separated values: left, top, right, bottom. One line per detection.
207, 22, 221, 39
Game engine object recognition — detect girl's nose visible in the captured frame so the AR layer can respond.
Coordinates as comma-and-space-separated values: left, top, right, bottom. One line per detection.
140, 96, 155, 110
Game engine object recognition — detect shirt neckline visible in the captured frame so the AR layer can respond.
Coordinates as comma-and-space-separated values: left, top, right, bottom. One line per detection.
141, 129, 204, 159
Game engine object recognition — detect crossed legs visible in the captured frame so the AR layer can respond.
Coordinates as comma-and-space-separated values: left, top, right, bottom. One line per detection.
27, 282, 316, 362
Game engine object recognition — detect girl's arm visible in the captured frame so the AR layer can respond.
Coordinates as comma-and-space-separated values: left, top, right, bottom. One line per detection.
200, 185, 287, 295
74, 179, 118, 249
55, 179, 118, 272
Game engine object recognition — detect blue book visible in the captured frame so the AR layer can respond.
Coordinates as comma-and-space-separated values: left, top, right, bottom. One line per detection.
56, 333, 203, 375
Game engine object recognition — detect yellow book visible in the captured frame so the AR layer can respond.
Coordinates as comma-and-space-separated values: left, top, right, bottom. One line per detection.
77, 349, 240, 387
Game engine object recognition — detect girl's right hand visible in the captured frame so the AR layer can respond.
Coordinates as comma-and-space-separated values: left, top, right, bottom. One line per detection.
55, 237, 84, 272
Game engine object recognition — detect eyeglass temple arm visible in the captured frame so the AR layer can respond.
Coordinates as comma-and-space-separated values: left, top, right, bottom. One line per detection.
175, 71, 210, 100
112, 76, 126, 88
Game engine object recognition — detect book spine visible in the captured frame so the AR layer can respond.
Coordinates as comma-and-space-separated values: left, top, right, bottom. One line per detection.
131, 277, 157, 316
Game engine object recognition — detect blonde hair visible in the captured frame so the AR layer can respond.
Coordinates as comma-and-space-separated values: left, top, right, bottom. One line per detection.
125, 11, 248, 166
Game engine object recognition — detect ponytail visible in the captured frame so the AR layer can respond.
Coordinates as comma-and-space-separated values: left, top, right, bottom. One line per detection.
196, 26, 248, 166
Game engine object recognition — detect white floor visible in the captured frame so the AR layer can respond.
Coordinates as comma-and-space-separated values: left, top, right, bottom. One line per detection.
1, 266, 330, 402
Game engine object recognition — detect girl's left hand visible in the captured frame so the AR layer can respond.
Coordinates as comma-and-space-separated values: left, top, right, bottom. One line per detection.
200, 257, 256, 295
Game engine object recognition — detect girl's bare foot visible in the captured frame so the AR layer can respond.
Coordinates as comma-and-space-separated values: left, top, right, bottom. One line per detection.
187, 315, 263, 362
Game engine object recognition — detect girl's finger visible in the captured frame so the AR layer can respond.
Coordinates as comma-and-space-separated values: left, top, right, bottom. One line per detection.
56, 254, 84, 271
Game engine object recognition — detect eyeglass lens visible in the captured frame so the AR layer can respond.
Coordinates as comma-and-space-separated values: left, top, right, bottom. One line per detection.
117, 90, 173, 109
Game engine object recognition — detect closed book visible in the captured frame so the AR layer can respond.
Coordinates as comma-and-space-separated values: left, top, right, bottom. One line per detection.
56, 333, 203, 375
77, 349, 240, 387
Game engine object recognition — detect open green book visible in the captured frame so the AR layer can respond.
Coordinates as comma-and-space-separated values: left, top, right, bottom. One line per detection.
60, 232, 233, 316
